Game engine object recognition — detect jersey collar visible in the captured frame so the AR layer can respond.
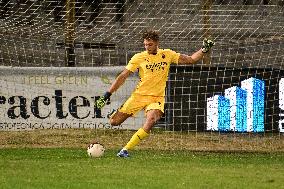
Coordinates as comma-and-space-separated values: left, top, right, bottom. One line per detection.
148, 48, 161, 55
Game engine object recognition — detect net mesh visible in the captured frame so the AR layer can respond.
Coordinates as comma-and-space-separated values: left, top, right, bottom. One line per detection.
0, 0, 283, 151
0, 0, 283, 67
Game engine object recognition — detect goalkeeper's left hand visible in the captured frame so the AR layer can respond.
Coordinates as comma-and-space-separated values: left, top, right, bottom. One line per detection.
202, 38, 215, 53
96, 92, 112, 109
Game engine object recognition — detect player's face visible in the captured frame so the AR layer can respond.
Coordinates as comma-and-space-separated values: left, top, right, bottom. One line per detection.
144, 39, 158, 54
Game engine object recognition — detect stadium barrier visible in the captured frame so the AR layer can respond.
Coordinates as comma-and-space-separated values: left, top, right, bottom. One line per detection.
0, 66, 145, 130
1, 65, 283, 134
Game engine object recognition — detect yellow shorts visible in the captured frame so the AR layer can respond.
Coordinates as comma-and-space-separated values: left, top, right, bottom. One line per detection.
118, 94, 165, 115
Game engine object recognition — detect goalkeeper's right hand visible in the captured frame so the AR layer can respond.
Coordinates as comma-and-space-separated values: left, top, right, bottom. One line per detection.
96, 92, 112, 109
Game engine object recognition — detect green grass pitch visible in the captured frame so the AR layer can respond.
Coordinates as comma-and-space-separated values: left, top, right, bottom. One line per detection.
0, 148, 283, 189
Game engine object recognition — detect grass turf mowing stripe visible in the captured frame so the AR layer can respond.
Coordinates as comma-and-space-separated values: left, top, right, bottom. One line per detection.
0, 148, 283, 189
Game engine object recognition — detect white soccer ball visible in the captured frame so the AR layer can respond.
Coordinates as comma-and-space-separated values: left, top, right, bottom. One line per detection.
87, 142, 105, 158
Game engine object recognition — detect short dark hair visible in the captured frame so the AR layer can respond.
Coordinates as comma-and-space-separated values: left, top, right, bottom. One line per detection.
142, 30, 159, 41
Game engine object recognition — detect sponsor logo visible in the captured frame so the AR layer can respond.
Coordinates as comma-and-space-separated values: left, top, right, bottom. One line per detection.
0, 90, 108, 120
146, 62, 168, 72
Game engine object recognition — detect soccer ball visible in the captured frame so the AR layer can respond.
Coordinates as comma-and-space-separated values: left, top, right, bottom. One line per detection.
87, 142, 105, 158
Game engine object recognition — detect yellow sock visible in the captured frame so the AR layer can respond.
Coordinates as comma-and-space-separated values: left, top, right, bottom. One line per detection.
124, 128, 149, 150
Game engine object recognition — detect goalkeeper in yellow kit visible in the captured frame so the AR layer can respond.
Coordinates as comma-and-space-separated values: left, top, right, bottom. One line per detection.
96, 30, 214, 157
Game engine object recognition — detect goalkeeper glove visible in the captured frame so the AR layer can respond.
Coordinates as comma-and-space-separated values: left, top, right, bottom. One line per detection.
96, 92, 112, 109
202, 38, 215, 53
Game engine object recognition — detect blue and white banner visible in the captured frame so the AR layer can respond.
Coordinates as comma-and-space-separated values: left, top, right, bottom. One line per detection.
207, 77, 265, 132
241, 78, 265, 132
225, 86, 247, 132
207, 95, 230, 131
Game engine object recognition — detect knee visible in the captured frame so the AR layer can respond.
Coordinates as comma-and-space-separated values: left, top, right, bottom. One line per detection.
148, 116, 158, 124
110, 118, 120, 126
148, 114, 162, 124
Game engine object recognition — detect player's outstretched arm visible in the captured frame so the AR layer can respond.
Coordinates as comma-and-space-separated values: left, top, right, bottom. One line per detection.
96, 69, 132, 109
178, 38, 215, 64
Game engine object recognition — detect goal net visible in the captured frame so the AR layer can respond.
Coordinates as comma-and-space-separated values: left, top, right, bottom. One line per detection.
0, 0, 283, 151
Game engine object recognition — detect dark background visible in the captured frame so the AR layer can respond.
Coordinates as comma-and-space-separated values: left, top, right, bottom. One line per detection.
157, 65, 284, 132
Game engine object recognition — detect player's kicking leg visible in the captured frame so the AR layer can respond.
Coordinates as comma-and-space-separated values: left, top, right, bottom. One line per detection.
109, 111, 132, 157
109, 110, 131, 126
117, 109, 163, 158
